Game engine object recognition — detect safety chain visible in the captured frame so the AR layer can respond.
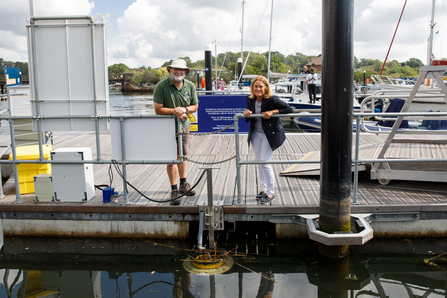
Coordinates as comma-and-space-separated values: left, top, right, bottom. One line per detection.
177, 123, 235, 136
177, 122, 237, 165
180, 155, 237, 165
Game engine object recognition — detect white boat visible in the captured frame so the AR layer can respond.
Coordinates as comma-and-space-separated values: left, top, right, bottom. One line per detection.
295, 98, 447, 133
272, 74, 322, 109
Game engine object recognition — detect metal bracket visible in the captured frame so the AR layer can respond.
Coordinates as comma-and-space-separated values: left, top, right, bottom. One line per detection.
198, 205, 224, 231
304, 215, 374, 246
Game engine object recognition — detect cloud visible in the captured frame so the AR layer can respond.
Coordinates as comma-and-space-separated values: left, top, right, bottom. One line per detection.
0, 30, 28, 62
32, 0, 94, 16
0, 0, 95, 63
1, 0, 444, 68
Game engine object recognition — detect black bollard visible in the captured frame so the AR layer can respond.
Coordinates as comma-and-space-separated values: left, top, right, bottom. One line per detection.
237, 58, 243, 89
205, 44, 212, 93
319, 0, 354, 258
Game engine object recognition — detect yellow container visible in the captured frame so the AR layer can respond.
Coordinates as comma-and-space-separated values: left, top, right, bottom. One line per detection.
9, 144, 53, 194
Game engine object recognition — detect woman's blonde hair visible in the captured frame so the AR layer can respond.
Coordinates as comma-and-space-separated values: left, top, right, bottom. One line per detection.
249, 75, 273, 99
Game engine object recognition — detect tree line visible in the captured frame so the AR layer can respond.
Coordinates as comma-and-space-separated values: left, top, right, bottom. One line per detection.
1, 53, 427, 86
109, 52, 426, 87
0, 58, 29, 76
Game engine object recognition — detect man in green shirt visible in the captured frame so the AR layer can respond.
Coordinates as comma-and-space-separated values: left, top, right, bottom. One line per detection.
154, 59, 199, 205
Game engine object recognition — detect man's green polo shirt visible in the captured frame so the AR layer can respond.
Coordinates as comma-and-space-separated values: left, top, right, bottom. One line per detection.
153, 77, 198, 127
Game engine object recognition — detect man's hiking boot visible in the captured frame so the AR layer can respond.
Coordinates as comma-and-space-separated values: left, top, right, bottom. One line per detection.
170, 189, 181, 205
179, 182, 195, 196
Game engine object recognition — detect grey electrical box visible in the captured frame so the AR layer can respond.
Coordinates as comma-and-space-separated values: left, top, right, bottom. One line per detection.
34, 174, 54, 202
51, 148, 95, 202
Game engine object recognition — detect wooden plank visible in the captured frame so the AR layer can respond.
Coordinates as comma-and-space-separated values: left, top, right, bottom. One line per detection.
0, 132, 445, 214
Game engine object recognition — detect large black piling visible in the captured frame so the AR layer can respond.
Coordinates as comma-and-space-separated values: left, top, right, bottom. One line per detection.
319, 0, 354, 258
237, 58, 243, 89
205, 44, 212, 93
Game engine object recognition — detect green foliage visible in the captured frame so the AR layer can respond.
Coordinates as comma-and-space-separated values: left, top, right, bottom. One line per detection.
14, 62, 28, 75
127, 69, 143, 85
108, 63, 130, 79
126, 67, 170, 85
401, 58, 423, 69
3, 51, 426, 87
354, 57, 425, 84
0, 59, 28, 75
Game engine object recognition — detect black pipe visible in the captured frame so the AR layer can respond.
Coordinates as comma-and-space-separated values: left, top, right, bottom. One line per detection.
205, 44, 212, 93
319, 0, 354, 258
237, 58, 243, 89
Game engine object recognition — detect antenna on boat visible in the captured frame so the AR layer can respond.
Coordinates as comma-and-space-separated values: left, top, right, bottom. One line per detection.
427, 0, 436, 66
267, 0, 274, 82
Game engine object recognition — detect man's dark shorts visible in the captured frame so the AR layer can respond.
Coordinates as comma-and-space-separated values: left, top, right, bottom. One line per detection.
177, 123, 190, 155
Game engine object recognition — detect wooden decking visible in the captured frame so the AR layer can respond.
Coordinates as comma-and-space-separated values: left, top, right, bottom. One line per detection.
0, 132, 446, 215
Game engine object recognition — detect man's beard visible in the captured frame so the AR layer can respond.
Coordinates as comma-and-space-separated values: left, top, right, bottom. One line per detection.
170, 72, 185, 83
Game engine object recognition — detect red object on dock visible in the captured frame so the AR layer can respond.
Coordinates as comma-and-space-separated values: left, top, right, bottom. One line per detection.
432, 60, 447, 66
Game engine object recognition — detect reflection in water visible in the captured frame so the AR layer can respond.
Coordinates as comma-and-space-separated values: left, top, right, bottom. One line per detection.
0, 89, 155, 135
1, 89, 302, 134
173, 271, 192, 298
0, 235, 446, 297
256, 272, 274, 298
109, 89, 155, 116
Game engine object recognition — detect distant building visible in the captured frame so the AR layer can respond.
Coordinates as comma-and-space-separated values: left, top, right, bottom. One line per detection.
306, 57, 322, 72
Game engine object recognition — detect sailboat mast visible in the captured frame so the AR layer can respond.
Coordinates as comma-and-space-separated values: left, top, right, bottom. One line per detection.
427, 0, 436, 66
241, 0, 245, 62
267, 0, 274, 82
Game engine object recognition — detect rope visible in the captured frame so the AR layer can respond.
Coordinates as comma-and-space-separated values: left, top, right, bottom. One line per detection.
379, 0, 407, 75
237, 0, 271, 82
218, 4, 243, 78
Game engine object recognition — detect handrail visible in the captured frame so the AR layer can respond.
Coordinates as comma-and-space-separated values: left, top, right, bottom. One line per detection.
359, 88, 447, 133
233, 111, 447, 205
0, 111, 446, 206
0, 114, 183, 204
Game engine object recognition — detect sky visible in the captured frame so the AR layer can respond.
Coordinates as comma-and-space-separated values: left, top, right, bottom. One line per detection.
0, 0, 445, 69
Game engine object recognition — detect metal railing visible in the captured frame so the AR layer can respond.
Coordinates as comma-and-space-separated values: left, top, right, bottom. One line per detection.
0, 110, 446, 206
0, 114, 183, 204
233, 111, 447, 206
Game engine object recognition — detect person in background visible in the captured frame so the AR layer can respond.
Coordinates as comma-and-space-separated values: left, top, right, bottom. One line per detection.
153, 59, 199, 205
300, 66, 311, 92
306, 68, 317, 104
220, 78, 226, 90
243, 76, 293, 204
216, 77, 222, 90
201, 77, 205, 89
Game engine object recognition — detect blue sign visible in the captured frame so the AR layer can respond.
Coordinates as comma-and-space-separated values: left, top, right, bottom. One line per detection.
4, 67, 21, 86
196, 94, 249, 134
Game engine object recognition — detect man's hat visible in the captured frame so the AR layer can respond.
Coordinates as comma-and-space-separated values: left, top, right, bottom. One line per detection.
167, 59, 190, 75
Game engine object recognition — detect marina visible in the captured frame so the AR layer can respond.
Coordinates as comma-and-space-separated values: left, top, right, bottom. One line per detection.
0, 128, 446, 239
1, 0, 447, 297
